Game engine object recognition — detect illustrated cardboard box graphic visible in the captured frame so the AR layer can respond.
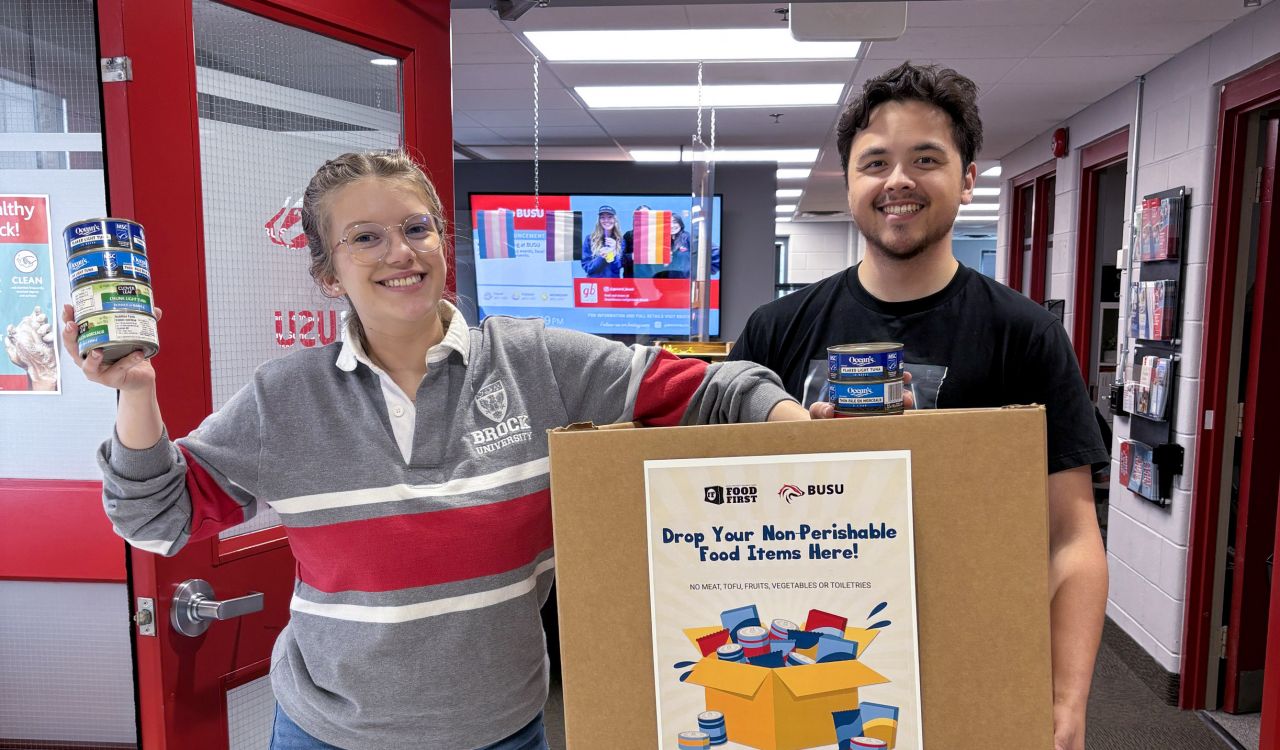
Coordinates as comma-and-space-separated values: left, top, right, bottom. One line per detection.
681, 626, 887, 750
549, 407, 1056, 749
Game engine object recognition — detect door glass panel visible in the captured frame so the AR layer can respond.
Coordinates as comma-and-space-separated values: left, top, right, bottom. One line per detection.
191, 0, 402, 539
1043, 175, 1057, 286
226, 674, 276, 750
1019, 184, 1033, 293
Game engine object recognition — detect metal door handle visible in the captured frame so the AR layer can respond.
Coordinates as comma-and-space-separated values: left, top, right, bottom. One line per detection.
171, 578, 264, 637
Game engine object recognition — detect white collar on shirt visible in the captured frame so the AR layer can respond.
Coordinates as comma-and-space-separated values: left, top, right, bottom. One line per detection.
334, 300, 470, 373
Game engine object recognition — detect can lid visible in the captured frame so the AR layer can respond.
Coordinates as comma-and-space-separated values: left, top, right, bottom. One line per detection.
828, 342, 903, 354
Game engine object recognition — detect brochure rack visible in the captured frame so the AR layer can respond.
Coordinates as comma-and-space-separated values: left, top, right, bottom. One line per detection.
1110, 186, 1188, 506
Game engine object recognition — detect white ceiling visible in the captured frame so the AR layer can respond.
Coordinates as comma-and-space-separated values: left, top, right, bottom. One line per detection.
450, 0, 1270, 235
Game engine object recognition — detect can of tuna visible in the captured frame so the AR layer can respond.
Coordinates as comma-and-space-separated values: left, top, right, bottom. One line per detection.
677, 730, 711, 748
769, 619, 798, 640
63, 218, 146, 255
76, 312, 159, 363
67, 249, 151, 287
787, 652, 816, 666
697, 711, 727, 746
72, 281, 154, 320
850, 739, 888, 748
828, 343, 903, 381
716, 644, 745, 662
828, 378, 904, 414
736, 625, 768, 646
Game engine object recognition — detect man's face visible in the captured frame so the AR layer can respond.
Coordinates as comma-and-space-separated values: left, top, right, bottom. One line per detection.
846, 99, 975, 262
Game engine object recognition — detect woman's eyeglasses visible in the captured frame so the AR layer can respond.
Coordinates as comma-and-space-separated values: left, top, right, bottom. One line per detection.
336, 214, 441, 265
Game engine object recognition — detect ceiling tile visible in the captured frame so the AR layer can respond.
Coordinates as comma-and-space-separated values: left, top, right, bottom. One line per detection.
1069, 0, 1257, 26
450, 8, 509, 34
504, 6, 691, 31
453, 126, 509, 146
466, 107, 596, 128
451, 32, 536, 64
1034, 21, 1225, 57
454, 87, 580, 111
453, 63, 539, 90
1002, 55, 1170, 85
490, 125, 612, 144
865, 25, 1061, 59
907, 0, 1090, 28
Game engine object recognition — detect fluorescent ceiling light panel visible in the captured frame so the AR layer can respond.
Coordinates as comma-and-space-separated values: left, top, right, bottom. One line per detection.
577, 84, 843, 109
980, 166, 1002, 177
526, 29, 860, 63
630, 148, 818, 164
955, 215, 998, 222
958, 203, 999, 211
777, 188, 803, 198
776, 217, 793, 223
778, 168, 811, 180
776, 204, 797, 213
370, 57, 398, 66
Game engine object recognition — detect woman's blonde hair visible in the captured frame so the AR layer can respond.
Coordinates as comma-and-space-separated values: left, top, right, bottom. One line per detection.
299, 150, 449, 348
588, 213, 622, 250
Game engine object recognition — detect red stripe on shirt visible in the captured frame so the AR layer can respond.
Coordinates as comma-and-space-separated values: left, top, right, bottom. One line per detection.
633, 349, 709, 427
179, 445, 247, 543
286, 488, 553, 593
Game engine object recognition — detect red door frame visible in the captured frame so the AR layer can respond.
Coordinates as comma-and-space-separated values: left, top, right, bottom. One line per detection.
1221, 112, 1280, 713
1181, 56, 1280, 721
1007, 161, 1055, 300
1072, 129, 1130, 377
1265, 484, 1280, 744
97, 0, 453, 746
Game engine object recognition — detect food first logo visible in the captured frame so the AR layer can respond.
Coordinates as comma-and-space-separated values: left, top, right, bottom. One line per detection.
703, 485, 758, 505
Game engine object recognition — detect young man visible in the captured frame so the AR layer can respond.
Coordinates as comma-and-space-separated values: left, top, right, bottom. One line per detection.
729, 62, 1108, 750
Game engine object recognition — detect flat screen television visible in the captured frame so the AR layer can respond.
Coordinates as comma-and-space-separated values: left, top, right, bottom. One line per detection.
469, 193, 722, 337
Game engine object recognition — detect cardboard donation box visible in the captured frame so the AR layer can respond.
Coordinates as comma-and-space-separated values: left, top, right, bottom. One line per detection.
682, 624, 888, 750
549, 407, 1056, 750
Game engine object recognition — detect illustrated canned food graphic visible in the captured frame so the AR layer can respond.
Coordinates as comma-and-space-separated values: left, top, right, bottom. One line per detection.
72, 281, 154, 320
828, 343, 904, 381
67, 249, 151, 286
63, 218, 146, 254
828, 378, 904, 414
76, 312, 159, 363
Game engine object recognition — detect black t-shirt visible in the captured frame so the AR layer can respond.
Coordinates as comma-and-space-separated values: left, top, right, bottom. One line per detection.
729, 263, 1108, 474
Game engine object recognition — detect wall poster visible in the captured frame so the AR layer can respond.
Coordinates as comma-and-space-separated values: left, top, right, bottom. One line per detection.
1, 195, 59, 394
645, 451, 924, 750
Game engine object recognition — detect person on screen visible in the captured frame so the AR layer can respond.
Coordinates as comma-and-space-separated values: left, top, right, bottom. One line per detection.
64, 150, 808, 750
620, 203, 649, 278
581, 204, 623, 277
655, 213, 720, 280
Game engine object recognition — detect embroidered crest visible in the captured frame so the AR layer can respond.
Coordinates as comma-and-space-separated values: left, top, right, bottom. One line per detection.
475, 380, 509, 422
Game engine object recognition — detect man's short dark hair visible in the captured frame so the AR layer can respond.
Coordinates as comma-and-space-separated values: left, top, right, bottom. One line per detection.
836, 61, 983, 177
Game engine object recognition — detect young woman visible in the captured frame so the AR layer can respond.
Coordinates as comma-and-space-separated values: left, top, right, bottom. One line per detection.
579, 204, 623, 278
63, 151, 805, 750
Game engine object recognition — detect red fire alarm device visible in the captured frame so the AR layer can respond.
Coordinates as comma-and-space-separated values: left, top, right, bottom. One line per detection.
1052, 127, 1069, 159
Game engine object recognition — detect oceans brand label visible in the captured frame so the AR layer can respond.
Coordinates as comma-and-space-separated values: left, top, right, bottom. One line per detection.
827, 379, 904, 411
63, 219, 145, 253
828, 346, 903, 380
67, 249, 151, 286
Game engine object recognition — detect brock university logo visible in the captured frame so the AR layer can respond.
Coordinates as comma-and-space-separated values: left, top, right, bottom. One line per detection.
474, 380, 509, 422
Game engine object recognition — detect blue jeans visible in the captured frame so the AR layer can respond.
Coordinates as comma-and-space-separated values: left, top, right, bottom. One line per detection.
270, 705, 548, 750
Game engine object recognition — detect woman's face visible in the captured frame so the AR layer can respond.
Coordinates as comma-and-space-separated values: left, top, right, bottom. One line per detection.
671, 219, 683, 237
325, 177, 446, 336
599, 213, 616, 231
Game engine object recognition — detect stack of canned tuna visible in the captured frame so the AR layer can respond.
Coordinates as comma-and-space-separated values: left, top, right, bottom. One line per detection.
826, 343, 905, 417
63, 218, 159, 363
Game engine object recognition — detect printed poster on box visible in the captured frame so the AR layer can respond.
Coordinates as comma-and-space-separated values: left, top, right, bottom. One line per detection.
644, 451, 923, 750
0, 194, 59, 394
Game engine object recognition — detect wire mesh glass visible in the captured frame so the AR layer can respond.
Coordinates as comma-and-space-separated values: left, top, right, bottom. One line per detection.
190, 0, 402, 539
226, 675, 277, 750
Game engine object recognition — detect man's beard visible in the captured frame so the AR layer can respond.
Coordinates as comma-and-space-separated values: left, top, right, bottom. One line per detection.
863, 217, 950, 263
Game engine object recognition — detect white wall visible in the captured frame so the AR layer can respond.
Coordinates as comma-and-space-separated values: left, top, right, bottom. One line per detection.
775, 220, 856, 284
996, 1, 1280, 674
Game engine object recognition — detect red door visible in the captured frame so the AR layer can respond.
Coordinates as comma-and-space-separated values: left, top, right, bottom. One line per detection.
1223, 114, 1280, 713
96, 0, 452, 745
